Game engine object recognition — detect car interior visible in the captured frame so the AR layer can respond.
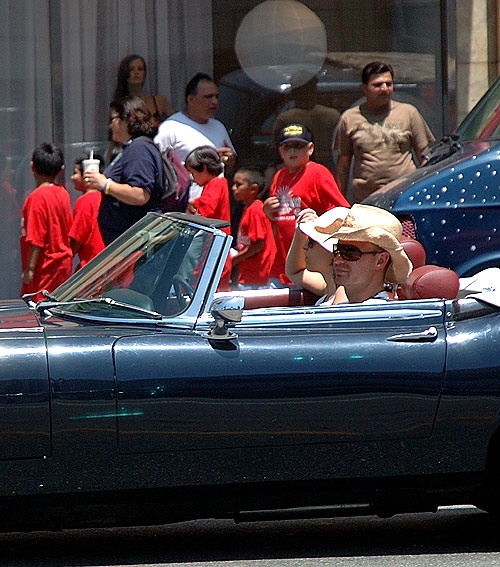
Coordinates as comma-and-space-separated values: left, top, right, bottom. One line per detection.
216, 237, 460, 311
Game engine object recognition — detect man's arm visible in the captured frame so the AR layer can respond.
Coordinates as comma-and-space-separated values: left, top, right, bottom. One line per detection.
411, 108, 436, 165
333, 154, 351, 197
285, 209, 327, 295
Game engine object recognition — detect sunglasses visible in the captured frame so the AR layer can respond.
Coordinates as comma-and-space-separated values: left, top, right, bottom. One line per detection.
333, 243, 383, 262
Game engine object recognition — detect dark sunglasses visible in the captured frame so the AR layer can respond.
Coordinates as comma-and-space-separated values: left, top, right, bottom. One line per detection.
333, 243, 383, 262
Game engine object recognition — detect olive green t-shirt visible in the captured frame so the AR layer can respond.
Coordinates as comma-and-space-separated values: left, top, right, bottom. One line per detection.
333, 100, 435, 202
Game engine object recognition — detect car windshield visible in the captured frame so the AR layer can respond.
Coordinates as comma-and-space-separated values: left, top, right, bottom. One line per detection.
46, 213, 222, 320
456, 75, 500, 141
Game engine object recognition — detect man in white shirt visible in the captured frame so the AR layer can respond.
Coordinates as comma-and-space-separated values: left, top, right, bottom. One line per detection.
154, 73, 236, 198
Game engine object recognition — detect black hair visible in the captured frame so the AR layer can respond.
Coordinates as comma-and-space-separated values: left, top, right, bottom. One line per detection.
235, 166, 265, 193
109, 96, 156, 138
74, 152, 105, 174
185, 145, 223, 176
185, 72, 214, 102
114, 54, 147, 98
31, 142, 64, 177
361, 61, 394, 84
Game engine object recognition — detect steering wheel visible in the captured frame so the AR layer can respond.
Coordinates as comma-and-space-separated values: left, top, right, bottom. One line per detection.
171, 274, 194, 310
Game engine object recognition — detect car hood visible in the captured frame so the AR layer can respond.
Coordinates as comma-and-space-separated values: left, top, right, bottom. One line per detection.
0, 299, 42, 333
364, 139, 500, 210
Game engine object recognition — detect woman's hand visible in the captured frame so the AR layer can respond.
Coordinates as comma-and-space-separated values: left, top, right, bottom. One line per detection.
296, 208, 318, 225
84, 170, 106, 191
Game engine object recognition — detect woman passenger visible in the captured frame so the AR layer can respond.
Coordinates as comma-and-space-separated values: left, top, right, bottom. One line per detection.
285, 207, 349, 305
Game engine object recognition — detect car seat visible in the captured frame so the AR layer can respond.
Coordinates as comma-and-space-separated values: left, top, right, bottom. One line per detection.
398, 238, 459, 300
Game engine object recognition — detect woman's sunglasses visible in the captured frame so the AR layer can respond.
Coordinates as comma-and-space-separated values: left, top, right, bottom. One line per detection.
333, 243, 383, 262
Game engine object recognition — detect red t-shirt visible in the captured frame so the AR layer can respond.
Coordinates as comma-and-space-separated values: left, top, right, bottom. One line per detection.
20, 183, 73, 299
269, 161, 349, 283
236, 199, 276, 285
69, 190, 105, 270
193, 176, 232, 290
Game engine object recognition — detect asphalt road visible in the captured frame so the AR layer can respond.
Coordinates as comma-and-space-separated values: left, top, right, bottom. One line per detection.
1, 506, 500, 567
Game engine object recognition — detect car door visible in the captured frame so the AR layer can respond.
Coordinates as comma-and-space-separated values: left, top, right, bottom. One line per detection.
115, 299, 446, 458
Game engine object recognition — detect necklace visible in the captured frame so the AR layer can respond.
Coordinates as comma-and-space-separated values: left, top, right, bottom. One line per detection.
285, 162, 308, 186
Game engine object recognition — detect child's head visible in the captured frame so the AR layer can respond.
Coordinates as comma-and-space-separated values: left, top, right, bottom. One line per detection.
232, 167, 265, 205
185, 145, 223, 186
278, 123, 314, 171
72, 152, 105, 192
31, 142, 64, 179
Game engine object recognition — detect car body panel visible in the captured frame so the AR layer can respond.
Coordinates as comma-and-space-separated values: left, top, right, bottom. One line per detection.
365, 141, 500, 276
116, 302, 446, 456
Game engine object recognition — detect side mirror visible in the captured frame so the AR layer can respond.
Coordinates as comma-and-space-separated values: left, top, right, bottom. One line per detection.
205, 295, 244, 340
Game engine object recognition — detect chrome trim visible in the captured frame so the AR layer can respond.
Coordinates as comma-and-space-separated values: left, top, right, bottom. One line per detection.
197, 303, 445, 330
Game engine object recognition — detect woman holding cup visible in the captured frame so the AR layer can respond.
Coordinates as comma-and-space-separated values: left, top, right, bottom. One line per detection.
84, 96, 164, 245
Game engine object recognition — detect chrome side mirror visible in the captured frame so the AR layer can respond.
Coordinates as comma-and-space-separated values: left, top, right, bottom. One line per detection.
205, 296, 244, 340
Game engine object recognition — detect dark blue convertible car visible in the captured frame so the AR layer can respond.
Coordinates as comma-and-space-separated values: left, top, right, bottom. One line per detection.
2, 211, 500, 531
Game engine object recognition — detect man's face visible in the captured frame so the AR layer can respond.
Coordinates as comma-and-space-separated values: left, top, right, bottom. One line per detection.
333, 240, 389, 289
363, 71, 394, 110
187, 80, 219, 123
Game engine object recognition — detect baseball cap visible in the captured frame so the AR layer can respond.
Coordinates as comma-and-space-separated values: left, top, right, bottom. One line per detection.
279, 123, 312, 146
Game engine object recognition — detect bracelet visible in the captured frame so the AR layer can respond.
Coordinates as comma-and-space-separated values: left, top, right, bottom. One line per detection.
103, 178, 112, 195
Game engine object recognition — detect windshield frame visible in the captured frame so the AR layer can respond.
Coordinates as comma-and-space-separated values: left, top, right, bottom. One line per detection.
44, 212, 232, 324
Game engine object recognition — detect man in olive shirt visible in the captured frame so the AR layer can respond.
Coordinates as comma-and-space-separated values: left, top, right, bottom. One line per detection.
333, 61, 435, 203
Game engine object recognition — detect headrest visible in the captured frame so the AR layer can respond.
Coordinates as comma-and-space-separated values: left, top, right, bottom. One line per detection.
399, 265, 459, 300
400, 237, 426, 269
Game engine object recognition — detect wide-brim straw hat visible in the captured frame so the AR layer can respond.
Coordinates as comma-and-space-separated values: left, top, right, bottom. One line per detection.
325, 204, 413, 284
299, 207, 350, 250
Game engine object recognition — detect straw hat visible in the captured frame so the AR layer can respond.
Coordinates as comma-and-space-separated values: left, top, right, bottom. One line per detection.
299, 207, 350, 250
325, 204, 413, 283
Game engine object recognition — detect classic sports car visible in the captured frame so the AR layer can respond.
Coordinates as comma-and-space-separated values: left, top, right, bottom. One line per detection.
2, 211, 500, 531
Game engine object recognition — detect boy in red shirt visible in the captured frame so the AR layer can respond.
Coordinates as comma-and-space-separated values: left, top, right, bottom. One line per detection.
264, 123, 350, 285
20, 143, 73, 301
69, 153, 105, 270
185, 146, 231, 290
231, 166, 276, 288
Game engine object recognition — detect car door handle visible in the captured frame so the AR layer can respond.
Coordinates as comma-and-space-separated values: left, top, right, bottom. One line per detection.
386, 326, 438, 343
